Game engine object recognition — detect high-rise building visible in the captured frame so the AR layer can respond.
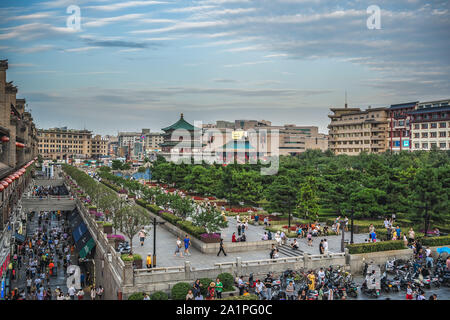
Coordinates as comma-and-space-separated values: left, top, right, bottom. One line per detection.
328, 106, 389, 155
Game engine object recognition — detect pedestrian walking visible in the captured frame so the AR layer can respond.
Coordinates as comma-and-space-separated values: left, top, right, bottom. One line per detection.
90, 286, 96, 300
184, 235, 191, 256
217, 238, 227, 256
174, 237, 183, 257
138, 229, 146, 247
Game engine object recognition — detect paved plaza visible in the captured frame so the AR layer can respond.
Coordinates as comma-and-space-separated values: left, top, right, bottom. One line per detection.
127, 215, 370, 268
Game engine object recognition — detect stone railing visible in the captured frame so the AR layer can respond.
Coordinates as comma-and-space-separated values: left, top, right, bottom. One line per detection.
127, 253, 348, 297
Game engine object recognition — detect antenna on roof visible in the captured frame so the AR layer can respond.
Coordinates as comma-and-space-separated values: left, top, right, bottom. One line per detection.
345, 90, 348, 109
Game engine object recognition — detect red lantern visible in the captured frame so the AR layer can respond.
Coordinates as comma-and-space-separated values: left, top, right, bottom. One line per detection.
0, 185, 3, 192
1, 136, 9, 142
13, 174, 20, 179
1, 181, 8, 188
5, 178, 12, 183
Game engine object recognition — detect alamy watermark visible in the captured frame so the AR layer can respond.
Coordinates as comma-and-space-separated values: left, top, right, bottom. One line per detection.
167, 121, 280, 175
66, 5, 81, 31
367, 5, 381, 30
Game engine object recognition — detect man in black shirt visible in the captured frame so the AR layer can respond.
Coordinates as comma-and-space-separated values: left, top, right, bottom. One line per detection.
264, 273, 273, 300
319, 240, 324, 254
217, 238, 227, 256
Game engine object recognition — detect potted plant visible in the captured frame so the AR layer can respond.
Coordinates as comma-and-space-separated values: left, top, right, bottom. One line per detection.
108, 234, 125, 250
103, 222, 113, 234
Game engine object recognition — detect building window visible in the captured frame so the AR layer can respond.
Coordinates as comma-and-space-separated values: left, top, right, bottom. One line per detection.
440, 143, 446, 149
431, 143, 437, 148
431, 123, 437, 128
439, 122, 446, 128
422, 143, 428, 149
430, 132, 437, 138
421, 124, 428, 129
440, 132, 446, 137
422, 133, 428, 138
414, 124, 420, 129
414, 133, 420, 138
414, 143, 420, 149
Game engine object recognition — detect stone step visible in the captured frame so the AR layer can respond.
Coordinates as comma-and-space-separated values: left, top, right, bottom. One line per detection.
277, 244, 304, 258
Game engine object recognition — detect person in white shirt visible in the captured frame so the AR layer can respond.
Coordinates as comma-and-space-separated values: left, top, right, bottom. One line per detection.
275, 231, 281, 246
255, 280, 266, 300
318, 268, 326, 285
68, 285, 76, 300
323, 239, 329, 254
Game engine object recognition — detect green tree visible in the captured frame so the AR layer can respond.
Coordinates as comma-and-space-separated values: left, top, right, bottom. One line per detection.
297, 176, 320, 220
190, 204, 228, 233
113, 204, 150, 253
408, 166, 447, 236
265, 174, 298, 229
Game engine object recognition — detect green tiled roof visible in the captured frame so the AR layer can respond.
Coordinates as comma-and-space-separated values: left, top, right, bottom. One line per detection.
161, 113, 200, 132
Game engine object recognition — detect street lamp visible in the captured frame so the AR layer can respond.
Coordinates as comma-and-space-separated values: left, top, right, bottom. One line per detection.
347, 208, 355, 244
150, 217, 165, 267
340, 219, 346, 253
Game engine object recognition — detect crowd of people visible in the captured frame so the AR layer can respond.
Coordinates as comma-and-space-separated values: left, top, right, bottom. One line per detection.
31, 185, 68, 197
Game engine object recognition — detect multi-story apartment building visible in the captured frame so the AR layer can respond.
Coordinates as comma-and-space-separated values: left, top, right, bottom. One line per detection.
90, 135, 108, 159
388, 102, 418, 152
144, 132, 164, 152
117, 129, 163, 159
410, 99, 450, 151
38, 127, 93, 160
328, 106, 389, 155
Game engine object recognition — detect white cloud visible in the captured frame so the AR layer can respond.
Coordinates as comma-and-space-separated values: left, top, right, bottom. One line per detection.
63, 46, 101, 52
84, 13, 146, 28
86, 1, 169, 12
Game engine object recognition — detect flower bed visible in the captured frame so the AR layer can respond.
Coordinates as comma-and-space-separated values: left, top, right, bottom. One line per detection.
118, 189, 128, 194
225, 207, 255, 213
192, 196, 204, 201
282, 226, 298, 232
107, 234, 125, 241
200, 233, 221, 243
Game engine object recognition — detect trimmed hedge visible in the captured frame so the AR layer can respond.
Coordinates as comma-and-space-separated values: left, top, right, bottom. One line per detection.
160, 211, 182, 225
177, 220, 207, 238
199, 278, 213, 296
420, 235, 450, 247
217, 273, 234, 291
171, 282, 191, 300
121, 254, 142, 262
147, 204, 163, 214
346, 240, 406, 254
135, 199, 148, 208
128, 292, 145, 300
150, 291, 169, 300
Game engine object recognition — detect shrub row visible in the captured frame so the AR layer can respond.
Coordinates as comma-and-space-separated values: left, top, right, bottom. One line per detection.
135, 198, 207, 239
346, 240, 406, 254
127, 291, 169, 300
419, 235, 450, 247
170, 272, 235, 300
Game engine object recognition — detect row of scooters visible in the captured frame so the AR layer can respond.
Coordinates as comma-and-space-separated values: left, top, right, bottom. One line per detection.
361, 256, 450, 298
242, 266, 358, 300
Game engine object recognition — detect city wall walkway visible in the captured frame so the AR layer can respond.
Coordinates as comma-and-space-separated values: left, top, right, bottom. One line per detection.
21, 196, 76, 212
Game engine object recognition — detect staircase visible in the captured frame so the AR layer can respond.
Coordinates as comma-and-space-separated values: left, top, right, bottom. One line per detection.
277, 244, 304, 258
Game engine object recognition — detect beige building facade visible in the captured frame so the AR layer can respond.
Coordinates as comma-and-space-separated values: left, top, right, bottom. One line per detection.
38, 127, 93, 160
328, 106, 389, 155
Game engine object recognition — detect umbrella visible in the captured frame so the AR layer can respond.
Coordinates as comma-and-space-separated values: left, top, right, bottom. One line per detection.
436, 247, 450, 255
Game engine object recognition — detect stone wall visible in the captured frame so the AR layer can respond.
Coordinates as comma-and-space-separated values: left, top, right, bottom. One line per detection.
347, 245, 448, 274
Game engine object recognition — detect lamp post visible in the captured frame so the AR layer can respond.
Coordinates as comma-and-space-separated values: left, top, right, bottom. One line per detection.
340, 220, 346, 253
350, 208, 354, 244
151, 217, 165, 267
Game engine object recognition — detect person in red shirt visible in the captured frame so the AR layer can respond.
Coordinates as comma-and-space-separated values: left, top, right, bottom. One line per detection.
48, 261, 55, 275
232, 232, 237, 242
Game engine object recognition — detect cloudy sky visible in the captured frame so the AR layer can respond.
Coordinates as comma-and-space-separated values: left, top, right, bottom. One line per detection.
1, 0, 449, 135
